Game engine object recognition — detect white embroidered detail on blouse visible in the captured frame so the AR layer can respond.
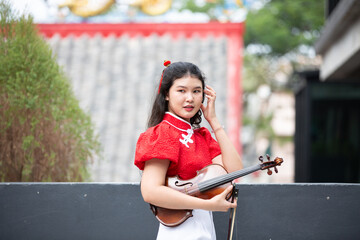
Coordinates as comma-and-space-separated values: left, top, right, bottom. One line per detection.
163, 120, 194, 148
180, 128, 194, 148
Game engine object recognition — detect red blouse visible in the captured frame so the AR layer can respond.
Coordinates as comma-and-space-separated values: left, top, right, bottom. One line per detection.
134, 112, 221, 180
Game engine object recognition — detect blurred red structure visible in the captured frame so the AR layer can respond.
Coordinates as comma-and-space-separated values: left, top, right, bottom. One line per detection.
37, 22, 244, 154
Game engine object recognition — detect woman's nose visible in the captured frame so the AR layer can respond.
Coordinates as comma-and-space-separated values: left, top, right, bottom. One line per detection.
186, 92, 194, 102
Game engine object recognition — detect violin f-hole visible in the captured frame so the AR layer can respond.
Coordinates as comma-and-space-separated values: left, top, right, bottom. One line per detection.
175, 181, 193, 187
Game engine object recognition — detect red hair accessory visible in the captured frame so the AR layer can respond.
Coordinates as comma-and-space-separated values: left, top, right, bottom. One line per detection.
158, 60, 171, 94
163, 60, 171, 67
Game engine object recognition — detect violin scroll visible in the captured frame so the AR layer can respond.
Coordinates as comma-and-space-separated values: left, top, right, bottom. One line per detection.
258, 155, 284, 175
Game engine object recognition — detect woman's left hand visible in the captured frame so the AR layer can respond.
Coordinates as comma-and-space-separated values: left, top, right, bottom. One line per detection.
201, 85, 217, 123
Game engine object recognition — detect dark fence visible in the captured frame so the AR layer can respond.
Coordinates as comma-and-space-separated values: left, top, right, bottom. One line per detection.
1, 183, 359, 240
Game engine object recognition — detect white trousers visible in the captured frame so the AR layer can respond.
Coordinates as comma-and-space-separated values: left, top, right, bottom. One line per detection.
156, 209, 216, 240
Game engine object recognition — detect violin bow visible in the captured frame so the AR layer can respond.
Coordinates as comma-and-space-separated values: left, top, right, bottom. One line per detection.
227, 183, 239, 240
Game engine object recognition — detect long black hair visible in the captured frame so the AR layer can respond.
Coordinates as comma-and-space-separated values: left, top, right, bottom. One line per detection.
147, 61, 206, 129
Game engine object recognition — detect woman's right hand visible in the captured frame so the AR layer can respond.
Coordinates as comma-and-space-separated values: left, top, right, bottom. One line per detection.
207, 185, 237, 212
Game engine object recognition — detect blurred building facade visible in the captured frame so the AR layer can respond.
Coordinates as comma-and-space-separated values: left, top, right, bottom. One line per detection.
241, 89, 295, 183
295, 0, 360, 183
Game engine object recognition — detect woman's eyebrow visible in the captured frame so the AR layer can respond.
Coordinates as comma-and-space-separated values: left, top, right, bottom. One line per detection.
192, 86, 203, 91
175, 85, 202, 89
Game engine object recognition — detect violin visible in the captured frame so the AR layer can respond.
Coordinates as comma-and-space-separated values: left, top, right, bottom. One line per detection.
150, 155, 284, 227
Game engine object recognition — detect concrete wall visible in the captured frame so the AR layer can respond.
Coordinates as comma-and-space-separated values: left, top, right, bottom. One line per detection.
1, 183, 359, 240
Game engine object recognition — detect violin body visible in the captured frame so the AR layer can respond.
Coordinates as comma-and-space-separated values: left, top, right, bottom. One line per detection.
167, 163, 232, 199
150, 164, 232, 227
150, 156, 283, 227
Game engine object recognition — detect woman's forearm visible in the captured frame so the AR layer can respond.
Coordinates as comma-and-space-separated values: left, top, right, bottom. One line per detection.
141, 182, 235, 212
209, 117, 243, 172
142, 184, 208, 210
141, 160, 212, 211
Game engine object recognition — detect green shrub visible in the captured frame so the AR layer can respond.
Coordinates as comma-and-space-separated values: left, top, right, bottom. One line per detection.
0, 1, 101, 181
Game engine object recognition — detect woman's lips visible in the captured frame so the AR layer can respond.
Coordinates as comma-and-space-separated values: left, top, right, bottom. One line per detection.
184, 106, 194, 112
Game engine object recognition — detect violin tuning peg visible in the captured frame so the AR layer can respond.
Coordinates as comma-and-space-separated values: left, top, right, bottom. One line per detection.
267, 169, 272, 175
266, 154, 270, 161
274, 166, 278, 173
258, 156, 263, 163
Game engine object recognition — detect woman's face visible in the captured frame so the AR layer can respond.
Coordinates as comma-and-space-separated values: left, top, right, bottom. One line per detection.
166, 75, 203, 122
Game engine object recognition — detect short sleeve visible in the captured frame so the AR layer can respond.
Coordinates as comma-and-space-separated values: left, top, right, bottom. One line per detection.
197, 127, 222, 159
134, 124, 180, 170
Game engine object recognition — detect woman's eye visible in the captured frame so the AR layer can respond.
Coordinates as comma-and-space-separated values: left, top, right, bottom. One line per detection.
178, 90, 185, 93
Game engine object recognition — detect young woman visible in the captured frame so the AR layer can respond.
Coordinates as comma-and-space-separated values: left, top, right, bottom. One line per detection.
134, 61, 243, 239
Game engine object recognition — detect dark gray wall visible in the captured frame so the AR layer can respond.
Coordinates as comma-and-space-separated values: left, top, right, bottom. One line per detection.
1, 183, 359, 240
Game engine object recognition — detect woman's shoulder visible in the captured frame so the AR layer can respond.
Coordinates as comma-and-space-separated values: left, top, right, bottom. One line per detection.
195, 127, 219, 144
138, 121, 178, 142
135, 121, 181, 170
195, 127, 212, 136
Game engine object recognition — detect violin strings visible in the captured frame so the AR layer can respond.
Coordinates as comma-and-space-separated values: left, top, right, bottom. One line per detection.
198, 165, 261, 192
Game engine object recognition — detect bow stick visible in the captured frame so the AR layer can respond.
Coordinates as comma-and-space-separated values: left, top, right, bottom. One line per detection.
227, 184, 239, 240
